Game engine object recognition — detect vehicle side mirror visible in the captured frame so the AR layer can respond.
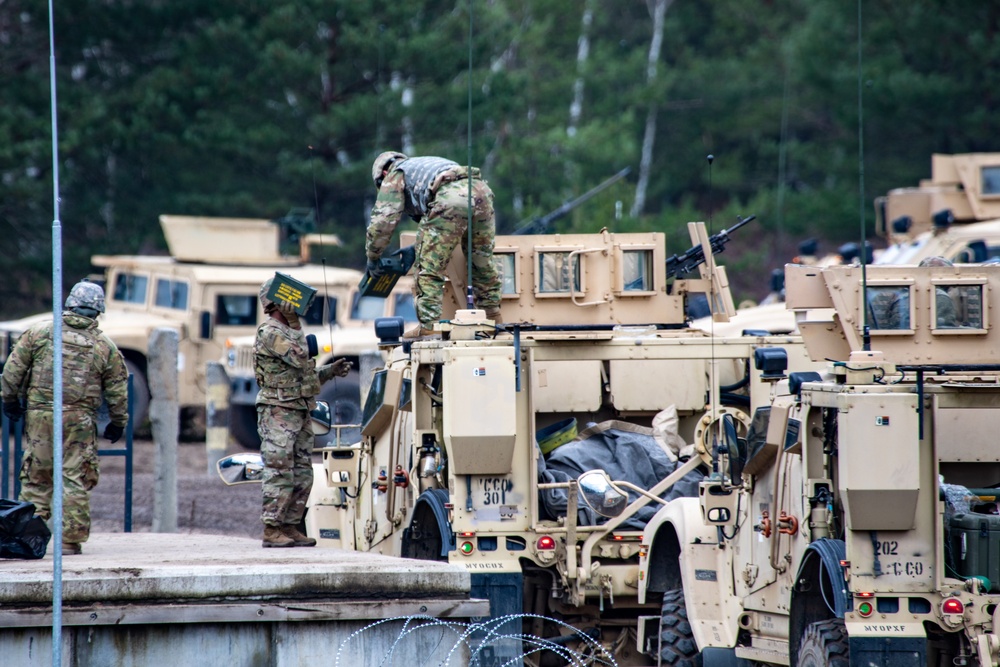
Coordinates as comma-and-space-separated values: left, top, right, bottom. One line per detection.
311, 400, 332, 436
306, 334, 318, 358
578, 470, 628, 518
217, 453, 264, 485
199, 311, 213, 340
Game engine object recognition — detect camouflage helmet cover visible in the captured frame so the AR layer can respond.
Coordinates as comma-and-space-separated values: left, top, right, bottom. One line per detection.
371, 151, 407, 188
65, 280, 106, 313
259, 278, 276, 312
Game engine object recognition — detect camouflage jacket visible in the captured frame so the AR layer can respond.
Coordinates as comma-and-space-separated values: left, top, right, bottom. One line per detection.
366, 157, 481, 260
0, 312, 129, 425
253, 317, 331, 409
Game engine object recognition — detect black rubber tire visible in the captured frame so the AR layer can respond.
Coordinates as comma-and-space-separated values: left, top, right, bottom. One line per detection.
659, 588, 702, 666
797, 619, 849, 667
97, 359, 149, 436
316, 371, 362, 446
230, 404, 262, 449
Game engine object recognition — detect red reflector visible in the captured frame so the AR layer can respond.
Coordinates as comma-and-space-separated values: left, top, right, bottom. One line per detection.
613, 535, 624, 541
537, 536, 556, 550
458, 531, 475, 537
942, 598, 964, 614
856, 591, 874, 598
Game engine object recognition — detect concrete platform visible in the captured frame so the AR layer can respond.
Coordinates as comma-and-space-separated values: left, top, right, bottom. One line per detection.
0, 533, 490, 666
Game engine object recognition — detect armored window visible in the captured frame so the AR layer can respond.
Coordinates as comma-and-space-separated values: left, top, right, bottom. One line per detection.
393, 293, 418, 322
351, 293, 386, 320
113, 273, 148, 305
620, 248, 655, 293
154, 279, 188, 310
865, 285, 912, 332
537, 251, 581, 295
303, 296, 337, 326
493, 250, 519, 296
216, 294, 257, 326
982, 166, 1000, 196
930, 282, 986, 333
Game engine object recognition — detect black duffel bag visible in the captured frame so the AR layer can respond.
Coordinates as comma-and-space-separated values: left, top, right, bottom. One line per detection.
0, 499, 51, 559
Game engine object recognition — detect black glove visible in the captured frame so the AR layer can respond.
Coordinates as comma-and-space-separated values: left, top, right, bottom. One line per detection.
366, 258, 385, 278
104, 422, 125, 444
3, 400, 24, 423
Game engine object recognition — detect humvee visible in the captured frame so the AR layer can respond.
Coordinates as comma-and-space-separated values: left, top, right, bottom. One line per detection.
219, 222, 830, 664
635, 261, 1000, 666
0, 215, 360, 435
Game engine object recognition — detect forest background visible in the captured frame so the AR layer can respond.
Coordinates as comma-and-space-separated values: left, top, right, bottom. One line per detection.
2, 0, 997, 317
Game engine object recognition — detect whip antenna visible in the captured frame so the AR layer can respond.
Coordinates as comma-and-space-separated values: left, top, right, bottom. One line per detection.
857, 0, 870, 351
465, 0, 474, 310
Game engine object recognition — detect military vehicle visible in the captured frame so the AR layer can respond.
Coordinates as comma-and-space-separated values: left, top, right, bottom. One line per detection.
634, 261, 1000, 666
220, 220, 829, 664
0, 215, 361, 435
223, 277, 419, 448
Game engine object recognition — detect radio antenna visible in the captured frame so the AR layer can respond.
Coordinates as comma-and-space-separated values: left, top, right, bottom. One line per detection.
857, 0, 870, 351
464, 0, 475, 310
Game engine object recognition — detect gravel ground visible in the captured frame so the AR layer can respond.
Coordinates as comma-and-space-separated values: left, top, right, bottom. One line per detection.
45, 437, 269, 540
88, 437, 265, 539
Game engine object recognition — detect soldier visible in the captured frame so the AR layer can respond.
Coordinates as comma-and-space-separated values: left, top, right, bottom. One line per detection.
254, 278, 351, 547
1, 281, 129, 556
366, 151, 502, 338
919, 256, 959, 327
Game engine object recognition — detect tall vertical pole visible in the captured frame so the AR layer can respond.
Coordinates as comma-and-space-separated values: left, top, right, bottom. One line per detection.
46, 0, 65, 662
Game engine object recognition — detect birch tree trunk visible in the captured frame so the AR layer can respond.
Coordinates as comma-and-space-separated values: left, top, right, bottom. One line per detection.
631, 0, 674, 218
567, 0, 595, 138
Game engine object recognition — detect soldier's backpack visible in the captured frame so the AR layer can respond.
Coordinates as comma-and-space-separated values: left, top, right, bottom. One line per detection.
0, 499, 51, 559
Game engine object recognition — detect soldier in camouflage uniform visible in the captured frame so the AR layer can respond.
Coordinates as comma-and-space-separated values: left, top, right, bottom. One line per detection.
254, 278, 351, 547
366, 151, 502, 338
1, 281, 129, 556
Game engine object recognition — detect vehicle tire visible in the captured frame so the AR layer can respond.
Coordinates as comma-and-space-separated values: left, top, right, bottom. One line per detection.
658, 588, 702, 666
231, 404, 262, 449
316, 371, 362, 446
97, 359, 150, 437
796, 619, 849, 667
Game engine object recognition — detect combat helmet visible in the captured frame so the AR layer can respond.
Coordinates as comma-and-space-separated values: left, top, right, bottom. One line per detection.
65, 280, 105, 316
371, 151, 407, 188
259, 278, 277, 313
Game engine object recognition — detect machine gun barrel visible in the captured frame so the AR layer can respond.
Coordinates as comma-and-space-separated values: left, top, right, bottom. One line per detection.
665, 215, 756, 279
512, 167, 631, 235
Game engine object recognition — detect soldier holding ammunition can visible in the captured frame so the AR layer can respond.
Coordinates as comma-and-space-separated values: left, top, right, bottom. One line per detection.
254, 277, 351, 548
366, 151, 502, 338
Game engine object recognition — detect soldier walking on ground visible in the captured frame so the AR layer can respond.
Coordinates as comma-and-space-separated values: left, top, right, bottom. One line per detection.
1, 281, 129, 556
365, 151, 502, 338
254, 278, 351, 548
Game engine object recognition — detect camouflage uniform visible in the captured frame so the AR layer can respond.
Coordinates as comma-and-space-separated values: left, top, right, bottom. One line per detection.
0, 312, 128, 545
254, 318, 339, 528
366, 155, 501, 326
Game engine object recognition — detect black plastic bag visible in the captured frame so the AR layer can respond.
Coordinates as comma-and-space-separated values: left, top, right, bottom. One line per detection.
0, 499, 51, 559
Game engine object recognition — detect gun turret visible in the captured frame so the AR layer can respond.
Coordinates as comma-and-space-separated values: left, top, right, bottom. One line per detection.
665, 215, 755, 280
512, 167, 631, 235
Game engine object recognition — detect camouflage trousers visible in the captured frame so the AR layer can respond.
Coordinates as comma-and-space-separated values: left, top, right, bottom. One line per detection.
414, 178, 501, 325
257, 404, 314, 527
18, 409, 100, 544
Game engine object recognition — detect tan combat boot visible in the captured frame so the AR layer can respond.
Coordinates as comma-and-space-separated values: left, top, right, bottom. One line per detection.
282, 525, 317, 547
484, 308, 503, 325
262, 525, 295, 548
62, 543, 82, 555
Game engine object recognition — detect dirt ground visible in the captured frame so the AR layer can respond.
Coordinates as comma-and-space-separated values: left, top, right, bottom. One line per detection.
85, 438, 265, 540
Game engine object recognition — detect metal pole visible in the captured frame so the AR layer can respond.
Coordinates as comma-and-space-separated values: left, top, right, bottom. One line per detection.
205, 362, 230, 476
46, 0, 64, 661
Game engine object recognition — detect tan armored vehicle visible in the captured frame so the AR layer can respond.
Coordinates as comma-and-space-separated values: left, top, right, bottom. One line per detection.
223, 277, 419, 448
0, 215, 360, 434
633, 262, 1000, 666
264, 223, 829, 664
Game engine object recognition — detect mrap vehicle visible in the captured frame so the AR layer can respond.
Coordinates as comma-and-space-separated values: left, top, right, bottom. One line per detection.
220, 222, 828, 664
635, 261, 1000, 666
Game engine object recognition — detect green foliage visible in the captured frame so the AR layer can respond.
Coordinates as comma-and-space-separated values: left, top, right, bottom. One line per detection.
1, 0, 997, 316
